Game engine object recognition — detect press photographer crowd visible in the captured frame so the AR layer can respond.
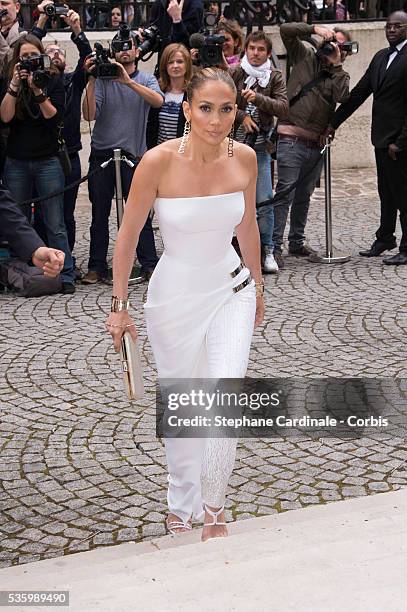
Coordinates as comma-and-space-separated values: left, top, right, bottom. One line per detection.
0, 0, 406, 297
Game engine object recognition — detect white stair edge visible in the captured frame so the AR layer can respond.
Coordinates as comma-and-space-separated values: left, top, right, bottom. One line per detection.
1, 488, 406, 612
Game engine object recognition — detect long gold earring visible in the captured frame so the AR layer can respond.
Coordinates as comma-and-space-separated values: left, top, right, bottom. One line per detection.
178, 120, 191, 154
228, 127, 234, 158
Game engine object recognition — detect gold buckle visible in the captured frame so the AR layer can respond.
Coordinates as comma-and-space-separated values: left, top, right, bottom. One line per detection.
233, 275, 252, 293
230, 262, 244, 278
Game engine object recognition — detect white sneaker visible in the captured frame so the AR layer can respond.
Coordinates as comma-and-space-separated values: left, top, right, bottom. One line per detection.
262, 249, 279, 274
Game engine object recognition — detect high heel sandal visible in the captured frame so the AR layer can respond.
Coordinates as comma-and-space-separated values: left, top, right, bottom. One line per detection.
165, 515, 192, 535
203, 503, 226, 527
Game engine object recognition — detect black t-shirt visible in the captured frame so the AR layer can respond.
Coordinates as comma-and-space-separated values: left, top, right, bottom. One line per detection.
5, 74, 65, 161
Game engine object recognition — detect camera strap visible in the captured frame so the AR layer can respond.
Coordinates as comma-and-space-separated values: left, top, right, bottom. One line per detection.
289, 71, 332, 107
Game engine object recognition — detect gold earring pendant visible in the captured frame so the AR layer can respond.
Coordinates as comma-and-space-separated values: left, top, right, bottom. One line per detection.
178, 120, 191, 154
228, 128, 234, 158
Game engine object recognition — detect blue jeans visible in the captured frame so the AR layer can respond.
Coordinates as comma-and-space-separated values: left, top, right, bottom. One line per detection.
64, 152, 81, 255
255, 150, 274, 250
273, 138, 323, 252
34, 153, 81, 265
3, 156, 74, 284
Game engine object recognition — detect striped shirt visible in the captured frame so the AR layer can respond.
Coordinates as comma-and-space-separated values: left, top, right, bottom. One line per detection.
157, 91, 184, 145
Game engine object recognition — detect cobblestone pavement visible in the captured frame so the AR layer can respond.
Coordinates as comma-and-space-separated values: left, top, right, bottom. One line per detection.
1, 152, 407, 568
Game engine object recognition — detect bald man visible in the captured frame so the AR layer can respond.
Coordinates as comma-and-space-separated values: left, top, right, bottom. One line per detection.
329, 11, 407, 265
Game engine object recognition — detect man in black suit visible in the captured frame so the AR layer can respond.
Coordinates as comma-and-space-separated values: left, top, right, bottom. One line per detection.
0, 187, 64, 276
329, 11, 407, 265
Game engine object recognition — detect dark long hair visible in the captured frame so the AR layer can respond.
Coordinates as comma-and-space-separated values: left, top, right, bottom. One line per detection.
8, 34, 45, 120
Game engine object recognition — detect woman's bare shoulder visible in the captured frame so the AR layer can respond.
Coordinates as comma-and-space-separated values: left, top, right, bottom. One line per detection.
233, 141, 257, 166
141, 140, 181, 167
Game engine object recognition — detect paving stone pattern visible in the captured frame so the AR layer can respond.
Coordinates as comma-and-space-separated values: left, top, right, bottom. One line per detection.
1, 159, 407, 568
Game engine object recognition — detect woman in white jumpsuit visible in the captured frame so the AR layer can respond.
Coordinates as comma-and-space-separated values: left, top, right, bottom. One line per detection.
107, 68, 264, 542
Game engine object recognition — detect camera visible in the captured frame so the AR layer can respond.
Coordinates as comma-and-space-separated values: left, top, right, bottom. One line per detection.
136, 25, 162, 60
111, 22, 133, 53
19, 54, 51, 89
90, 43, 120, 79
189, 31, 225, 68
44, 4, 69, 17
190, 10, 225, 68
321, 40, 359, 56
200, 34, 225, 67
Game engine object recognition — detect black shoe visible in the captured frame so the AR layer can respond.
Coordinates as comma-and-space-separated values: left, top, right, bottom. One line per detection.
74, 266, 83, 282
359, 241, 397, 257
61, 282, 75, 294
133, 267, 155, 284
288, 244, 317, 257
383, 252, 407, 265
274, 250, 284, 269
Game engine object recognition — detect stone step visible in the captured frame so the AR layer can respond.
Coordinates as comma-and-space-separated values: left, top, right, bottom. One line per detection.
2, 488, 407, 612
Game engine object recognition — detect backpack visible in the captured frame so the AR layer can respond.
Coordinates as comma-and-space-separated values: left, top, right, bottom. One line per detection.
0, 258, 61, 297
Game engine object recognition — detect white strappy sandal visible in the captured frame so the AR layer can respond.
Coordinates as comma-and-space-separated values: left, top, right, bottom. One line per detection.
165, 516, 192, 535
203, 503, 227, 527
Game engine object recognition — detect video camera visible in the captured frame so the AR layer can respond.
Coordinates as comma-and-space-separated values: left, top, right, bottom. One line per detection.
320, 40, 359, 56
110, 22, 161, 61
19, 54, 51, 89
111, 22, 133, 53
89, 43, 119, 79
44, 3, 69, 17
135, 25, 162, 60
189, 11, 225, 68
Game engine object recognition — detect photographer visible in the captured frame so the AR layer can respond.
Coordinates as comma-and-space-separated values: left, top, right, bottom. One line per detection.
215, 19, 244, 68
82, 29, 163, 285
150, 0, 204, 56
272, 23, 351, 269
231, 31, 288, 274
0, 34, 75, 293
36, 4, 91, 280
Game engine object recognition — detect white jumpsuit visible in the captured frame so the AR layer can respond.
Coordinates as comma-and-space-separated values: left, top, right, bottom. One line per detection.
144, 191, 256, 523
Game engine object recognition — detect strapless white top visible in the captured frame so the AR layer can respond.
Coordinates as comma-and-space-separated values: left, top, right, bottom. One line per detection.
144, 192, 252, 378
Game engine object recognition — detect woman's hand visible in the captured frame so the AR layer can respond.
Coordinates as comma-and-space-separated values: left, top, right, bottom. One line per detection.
17, 63, 30, 86
106, 311, 138, 352
28, 75, 43, 94
10, 64, 20, 90
254, 295, 265, 328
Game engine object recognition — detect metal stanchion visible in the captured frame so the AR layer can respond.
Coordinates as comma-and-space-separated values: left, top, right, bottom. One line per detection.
106, 148, 143, 285
309, 137, 350, 265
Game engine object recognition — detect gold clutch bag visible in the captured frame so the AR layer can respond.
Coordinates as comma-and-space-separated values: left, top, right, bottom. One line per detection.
120, 331, 145, 400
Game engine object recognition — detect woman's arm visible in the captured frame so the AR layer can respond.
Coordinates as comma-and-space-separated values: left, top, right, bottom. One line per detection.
107, 148, 167, 350
31, 85, 58, 119
235, 145, 264, 327
235, 146, 262, 284
0, 65, 20, 123
1, 87, 18, 123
